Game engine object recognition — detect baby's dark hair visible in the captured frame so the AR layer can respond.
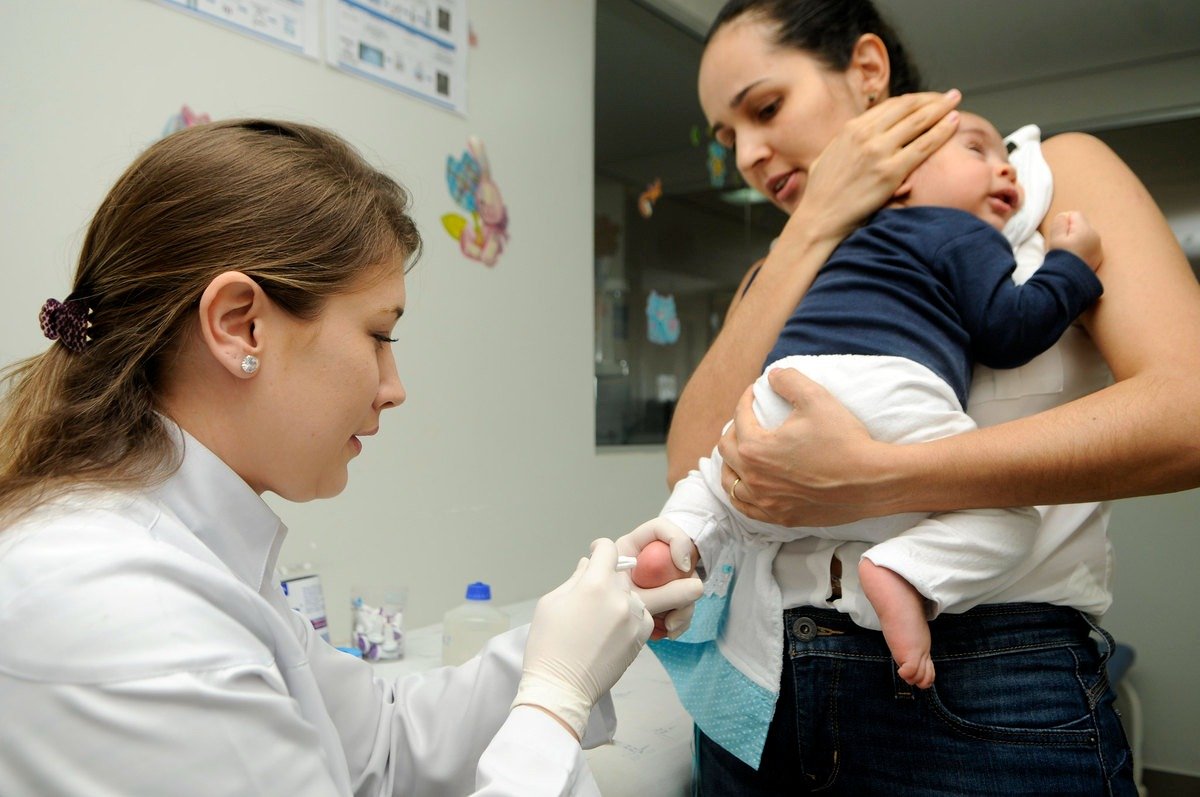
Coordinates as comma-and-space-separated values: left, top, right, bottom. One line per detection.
706, 0, 924, 96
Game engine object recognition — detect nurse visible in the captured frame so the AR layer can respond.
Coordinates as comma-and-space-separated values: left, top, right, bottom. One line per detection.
0, 119, 702, 795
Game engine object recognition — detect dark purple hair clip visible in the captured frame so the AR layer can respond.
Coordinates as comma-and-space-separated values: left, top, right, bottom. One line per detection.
39, 297, 91, 353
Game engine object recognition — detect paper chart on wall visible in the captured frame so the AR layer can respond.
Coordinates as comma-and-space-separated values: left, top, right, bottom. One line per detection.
326, 0, 469, 115
152, 0, 320, 59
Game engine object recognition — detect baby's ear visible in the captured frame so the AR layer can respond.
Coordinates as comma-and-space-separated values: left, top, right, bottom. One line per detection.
888, 178, 914, 208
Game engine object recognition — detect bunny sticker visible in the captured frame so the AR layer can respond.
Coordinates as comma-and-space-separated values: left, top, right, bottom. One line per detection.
646, 290, 681, 345
442, 136, 509, 267
161, 104, 211, 138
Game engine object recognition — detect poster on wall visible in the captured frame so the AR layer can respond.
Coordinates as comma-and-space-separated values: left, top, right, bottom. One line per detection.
152, 0, 320, 58
326, 0, 469, 115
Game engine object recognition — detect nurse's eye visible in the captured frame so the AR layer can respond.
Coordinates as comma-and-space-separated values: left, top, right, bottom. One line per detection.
373, 333, 398, 348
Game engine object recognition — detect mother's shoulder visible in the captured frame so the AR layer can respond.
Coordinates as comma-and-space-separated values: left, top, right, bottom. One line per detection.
1040, 131, 1140, 208
1041, 131, 1124, 169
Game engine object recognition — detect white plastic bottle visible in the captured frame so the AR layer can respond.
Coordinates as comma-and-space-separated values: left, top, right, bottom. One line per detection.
442, 582, 509, 666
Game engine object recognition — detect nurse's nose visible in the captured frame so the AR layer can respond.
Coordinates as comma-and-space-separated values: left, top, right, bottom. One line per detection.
376, 353, 406, 410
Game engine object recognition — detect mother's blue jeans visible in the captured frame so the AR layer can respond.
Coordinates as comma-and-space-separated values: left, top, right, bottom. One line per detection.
696, 603, 1135, 796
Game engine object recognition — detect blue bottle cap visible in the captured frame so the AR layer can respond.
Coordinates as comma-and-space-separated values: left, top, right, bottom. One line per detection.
465, 581, 492, 600
336, 645, 363, 658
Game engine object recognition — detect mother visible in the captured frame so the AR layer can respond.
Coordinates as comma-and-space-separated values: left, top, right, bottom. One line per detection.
660, 0, 1200, 794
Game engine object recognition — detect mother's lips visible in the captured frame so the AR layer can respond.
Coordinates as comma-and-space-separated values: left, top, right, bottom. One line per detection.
768, 170, 799, 202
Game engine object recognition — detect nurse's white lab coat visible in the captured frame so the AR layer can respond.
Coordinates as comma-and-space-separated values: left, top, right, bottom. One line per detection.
0, 431, 614, 796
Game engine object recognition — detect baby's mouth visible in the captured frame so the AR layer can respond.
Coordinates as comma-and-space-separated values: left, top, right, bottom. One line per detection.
992, 187, 1020, 214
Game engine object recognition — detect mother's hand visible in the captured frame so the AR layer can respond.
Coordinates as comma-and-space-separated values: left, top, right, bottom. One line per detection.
719, 367, 895, 527
795, 90, 962, 242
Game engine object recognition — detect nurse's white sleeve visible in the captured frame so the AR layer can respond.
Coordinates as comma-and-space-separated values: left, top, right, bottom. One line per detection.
305, 618, 615, 797
474, 707, 601, 796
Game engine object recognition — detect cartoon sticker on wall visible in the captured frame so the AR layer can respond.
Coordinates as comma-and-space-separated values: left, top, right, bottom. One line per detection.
707, 140, 729, 188
646, 290, 680, 346
443, 136, 509, 267
161, 104, 211, 138
637, 178, 663, 219
691, 125, 729, 188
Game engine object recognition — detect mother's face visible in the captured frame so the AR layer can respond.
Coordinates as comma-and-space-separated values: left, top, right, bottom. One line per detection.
699, 17, 862, 214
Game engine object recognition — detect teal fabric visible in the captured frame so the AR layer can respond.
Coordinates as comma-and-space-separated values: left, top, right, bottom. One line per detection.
650, 573, 777, 770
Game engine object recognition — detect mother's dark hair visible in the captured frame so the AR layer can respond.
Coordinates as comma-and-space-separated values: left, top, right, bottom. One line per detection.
706, 0, 924, 96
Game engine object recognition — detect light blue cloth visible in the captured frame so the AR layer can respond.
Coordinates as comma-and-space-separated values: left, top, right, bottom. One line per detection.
650, 567, 777, 769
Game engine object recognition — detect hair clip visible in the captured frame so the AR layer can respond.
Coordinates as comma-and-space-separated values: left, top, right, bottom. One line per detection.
39, 297, 91, 353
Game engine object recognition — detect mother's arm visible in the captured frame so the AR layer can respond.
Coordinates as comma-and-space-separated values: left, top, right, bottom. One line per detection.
722, 133, 1200, 525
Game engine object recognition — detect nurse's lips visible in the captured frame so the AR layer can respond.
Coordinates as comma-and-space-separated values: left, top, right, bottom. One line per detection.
350, 428, 378, 454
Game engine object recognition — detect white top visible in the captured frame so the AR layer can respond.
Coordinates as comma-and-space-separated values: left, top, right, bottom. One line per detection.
0, 428, 614, 796
775, 125, 1115, 619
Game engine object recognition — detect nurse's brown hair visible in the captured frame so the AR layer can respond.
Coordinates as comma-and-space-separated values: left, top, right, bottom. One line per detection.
0, 119, 421, 522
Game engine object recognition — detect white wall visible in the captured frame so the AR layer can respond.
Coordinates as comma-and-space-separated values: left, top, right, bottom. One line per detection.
0, 0, 671, 639
1105, 492, 1200, 776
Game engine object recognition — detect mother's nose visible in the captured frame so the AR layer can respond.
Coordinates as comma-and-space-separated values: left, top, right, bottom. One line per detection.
734, 129, 770, 177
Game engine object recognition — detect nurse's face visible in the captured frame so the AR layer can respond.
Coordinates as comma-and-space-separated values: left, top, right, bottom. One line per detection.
699, 16, 862, 214
247, 261, 407, 501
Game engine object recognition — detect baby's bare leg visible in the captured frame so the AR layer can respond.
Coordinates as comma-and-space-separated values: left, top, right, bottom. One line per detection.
859, 559, 935, 688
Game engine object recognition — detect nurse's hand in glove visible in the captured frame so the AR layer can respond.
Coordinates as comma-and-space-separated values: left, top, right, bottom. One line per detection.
513, 538, 697, 741
617, 518, 702, 640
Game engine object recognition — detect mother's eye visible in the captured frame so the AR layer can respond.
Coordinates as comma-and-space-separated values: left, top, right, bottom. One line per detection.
756, 99, 780, 121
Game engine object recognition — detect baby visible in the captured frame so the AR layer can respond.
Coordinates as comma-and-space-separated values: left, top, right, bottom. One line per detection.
629, 112, 1103, 690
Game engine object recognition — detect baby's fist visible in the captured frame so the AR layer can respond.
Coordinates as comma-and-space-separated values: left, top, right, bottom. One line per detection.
1047, 211, 1103, 271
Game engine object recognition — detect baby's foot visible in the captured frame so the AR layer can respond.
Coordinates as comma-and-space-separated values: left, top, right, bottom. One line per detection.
859, 559, 935, 689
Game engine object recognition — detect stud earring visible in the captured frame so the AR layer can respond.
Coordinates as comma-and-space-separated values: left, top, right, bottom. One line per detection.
240, 354, 259, 374
867, 93, 877, 107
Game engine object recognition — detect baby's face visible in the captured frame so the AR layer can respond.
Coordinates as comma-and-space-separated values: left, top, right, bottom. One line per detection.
901, 112, 1023, 231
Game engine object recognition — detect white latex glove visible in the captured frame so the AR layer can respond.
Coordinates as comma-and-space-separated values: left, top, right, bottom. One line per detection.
512, 538, 653, 739
617, 517, 703, 639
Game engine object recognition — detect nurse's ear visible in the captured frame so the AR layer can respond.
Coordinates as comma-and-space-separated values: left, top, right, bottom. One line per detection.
197, 271, 269, 379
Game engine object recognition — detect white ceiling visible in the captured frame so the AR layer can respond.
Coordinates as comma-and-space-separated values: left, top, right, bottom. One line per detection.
596, 0, 1200, 258
644, 0, 1200, 102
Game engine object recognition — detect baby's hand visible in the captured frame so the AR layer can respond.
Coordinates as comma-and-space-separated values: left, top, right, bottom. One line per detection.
1047, 210, 1103, 271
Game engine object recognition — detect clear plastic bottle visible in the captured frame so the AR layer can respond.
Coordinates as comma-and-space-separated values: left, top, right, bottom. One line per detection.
441, 582, 509, 666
